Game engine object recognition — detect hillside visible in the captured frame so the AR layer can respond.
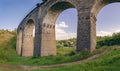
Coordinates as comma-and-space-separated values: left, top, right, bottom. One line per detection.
0, 46, 120, 71
0, 30, 16, 61
0, 30, 120, 71
0, 30, 14, 45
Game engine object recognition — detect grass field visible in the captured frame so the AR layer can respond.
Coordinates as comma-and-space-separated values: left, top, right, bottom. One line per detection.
0, 47, 94, 66
0, 30, 120, 71
0, 46, 120, 71
0, 30, 107, 67
0, 30, 105, 66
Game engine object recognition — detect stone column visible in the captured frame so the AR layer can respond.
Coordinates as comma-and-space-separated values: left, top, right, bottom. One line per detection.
90, 13, 96, 52
33, 23, 41, 57
16, 30, 22, 55
40, 23, 56, 56
22, 24, 34, 56
76, 10, 96, 52
16, 32, 19, 54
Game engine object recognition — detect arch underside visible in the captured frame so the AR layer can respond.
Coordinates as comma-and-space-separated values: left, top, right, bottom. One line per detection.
92, 0, 120, 17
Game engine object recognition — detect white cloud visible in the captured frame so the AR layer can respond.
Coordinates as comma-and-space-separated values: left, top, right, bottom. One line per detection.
114, 30, 120, 33
56, 22, 68, 28
56, 29, 120, 40
97, 31, 112, 36
97, 30, 120, 36
56, 21, 76, 40
56, 30, 76, 40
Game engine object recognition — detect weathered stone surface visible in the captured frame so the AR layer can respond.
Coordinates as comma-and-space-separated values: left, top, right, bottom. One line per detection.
16, 0, 120, 57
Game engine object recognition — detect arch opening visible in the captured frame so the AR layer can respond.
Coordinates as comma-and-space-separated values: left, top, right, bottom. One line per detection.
41, 1, 78, 56
96, 3, 120, 48
55, 8, 77, 55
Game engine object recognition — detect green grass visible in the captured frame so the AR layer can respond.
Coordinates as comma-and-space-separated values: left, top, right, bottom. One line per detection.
1, 46, 120, 71
0, 48, 89, 66
0, 46, 119, 71
0, 40, 107, 66
57, 47, 76, 55
0, 30, 105, 66
0, 30, 112, 66
0, 30, 16, 62
1, 30, 120, 71
0, 46, 109, 66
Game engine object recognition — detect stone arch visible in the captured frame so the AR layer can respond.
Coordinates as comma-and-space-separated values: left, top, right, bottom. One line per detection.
17, 0, 101, 57
88, 0, 120, 51
91, 0, 120, 17
22, 19, 35, 56
40, 1, 77, 56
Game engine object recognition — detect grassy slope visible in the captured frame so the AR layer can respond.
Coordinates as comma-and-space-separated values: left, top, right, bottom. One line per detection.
0, 30, 107, 66
39, 46, 120, 71
0, 30, 94, 66
0, 30, 16, 61
0, 30, 120, 71
39, 47, 120, 71
57, 47, 75, 55
0, 30, 14, 46
1, 46, 120, 71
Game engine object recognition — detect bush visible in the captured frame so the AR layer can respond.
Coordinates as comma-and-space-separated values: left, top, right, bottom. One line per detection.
66, 51, 76, 56
0, 49, 7, 61
97, 32, 120, 48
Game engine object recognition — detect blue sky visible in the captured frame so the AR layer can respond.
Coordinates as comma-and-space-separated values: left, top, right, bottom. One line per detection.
97, 3, 120, 36
0, 0, 41, 30
0, 0, 120, 39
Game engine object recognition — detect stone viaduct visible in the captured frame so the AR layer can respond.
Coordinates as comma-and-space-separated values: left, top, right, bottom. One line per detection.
16, 0, 120, 57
